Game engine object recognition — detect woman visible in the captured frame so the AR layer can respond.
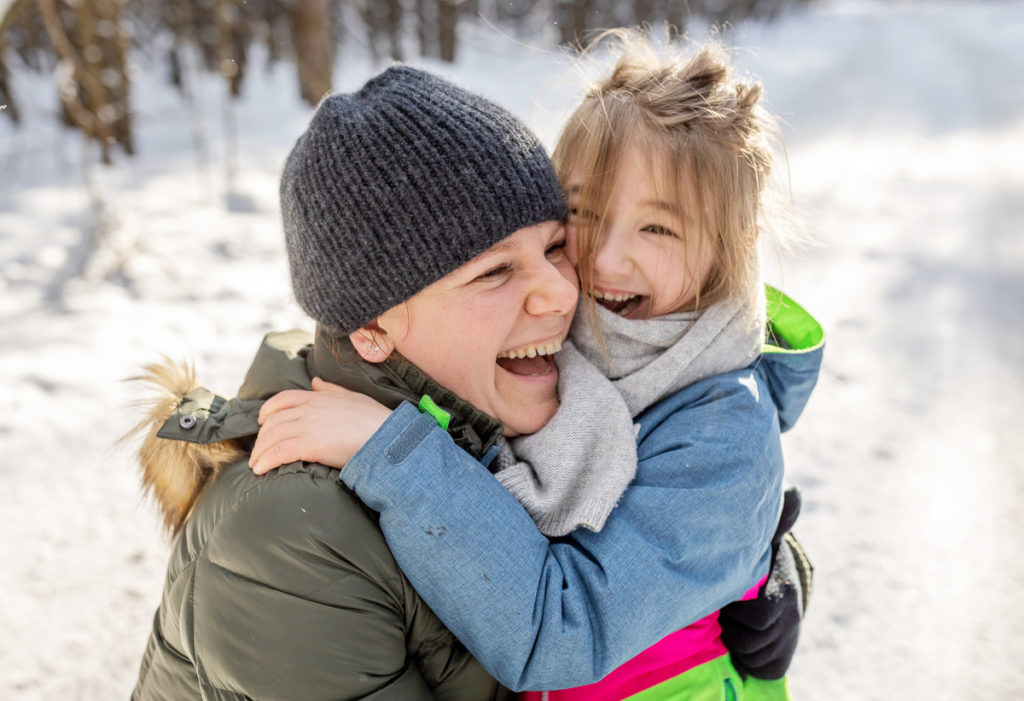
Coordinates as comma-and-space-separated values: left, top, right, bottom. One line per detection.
130, 66, 806, 699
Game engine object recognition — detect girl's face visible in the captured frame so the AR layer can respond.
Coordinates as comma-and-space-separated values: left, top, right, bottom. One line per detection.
370, 221, 578, 437
565, 146, 714, 319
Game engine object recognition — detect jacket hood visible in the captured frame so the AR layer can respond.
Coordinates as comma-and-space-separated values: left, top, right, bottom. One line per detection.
759, 286, 825, 432
128, 329, 503, 533
124, 360, 255, 533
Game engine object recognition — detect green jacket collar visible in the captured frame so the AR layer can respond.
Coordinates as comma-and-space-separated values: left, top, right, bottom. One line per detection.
159, 329, 503, 462
309, 329, 504, 461
764, 285, 825, 354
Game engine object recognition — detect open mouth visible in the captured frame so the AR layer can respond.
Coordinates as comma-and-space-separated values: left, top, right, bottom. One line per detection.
593, 290, 646, 317
496, 338, 562, 377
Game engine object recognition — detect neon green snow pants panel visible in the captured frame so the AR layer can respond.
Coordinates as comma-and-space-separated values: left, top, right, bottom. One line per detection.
625, 654, 791, 701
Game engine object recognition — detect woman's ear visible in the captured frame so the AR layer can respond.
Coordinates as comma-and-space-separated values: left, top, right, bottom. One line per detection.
349, 322, 395, 363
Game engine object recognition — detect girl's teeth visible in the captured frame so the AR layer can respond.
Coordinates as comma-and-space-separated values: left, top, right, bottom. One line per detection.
594, 290, 638, 302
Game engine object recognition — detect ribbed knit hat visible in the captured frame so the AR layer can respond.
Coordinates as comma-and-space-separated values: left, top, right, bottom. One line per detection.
281, 65, 568, 335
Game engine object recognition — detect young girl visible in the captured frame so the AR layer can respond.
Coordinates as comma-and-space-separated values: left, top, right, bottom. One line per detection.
252, 34, 822, 699
505, 35, 807, 701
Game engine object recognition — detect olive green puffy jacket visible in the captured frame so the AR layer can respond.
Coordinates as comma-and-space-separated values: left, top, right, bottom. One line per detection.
131, 330, 510, 700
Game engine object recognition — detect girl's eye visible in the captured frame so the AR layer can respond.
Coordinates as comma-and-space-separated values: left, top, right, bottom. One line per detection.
570, 206, 596, 221
643, 224, 677, 237
475, 264, 511, 281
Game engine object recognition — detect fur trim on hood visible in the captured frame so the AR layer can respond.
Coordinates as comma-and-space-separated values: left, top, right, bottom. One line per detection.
123, 359, 246, 534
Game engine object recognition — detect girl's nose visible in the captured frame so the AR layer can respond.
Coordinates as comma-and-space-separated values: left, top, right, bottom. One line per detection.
593, 229, 633, 278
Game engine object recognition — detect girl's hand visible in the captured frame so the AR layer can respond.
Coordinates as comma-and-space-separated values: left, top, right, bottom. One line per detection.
249, 377, 392, 475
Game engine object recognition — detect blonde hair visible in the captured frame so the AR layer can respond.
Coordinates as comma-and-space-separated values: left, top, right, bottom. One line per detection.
553, 30, 787, 322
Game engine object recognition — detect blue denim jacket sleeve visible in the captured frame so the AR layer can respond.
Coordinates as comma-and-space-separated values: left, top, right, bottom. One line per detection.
341, 367, 782, 691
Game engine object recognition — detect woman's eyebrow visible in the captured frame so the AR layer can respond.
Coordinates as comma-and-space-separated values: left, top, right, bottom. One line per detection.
467, 240, 518, 266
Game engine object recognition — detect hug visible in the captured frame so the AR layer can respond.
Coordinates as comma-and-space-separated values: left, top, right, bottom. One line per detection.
130, 31, 822, 701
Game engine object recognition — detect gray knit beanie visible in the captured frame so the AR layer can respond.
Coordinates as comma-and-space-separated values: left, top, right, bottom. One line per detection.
281, 65, 568, 335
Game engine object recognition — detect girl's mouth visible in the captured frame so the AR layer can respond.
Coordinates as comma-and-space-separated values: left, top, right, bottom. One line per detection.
593, 290, 646, 317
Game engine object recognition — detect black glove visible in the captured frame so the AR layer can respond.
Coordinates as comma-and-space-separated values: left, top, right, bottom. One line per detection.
719, 487, 814, 680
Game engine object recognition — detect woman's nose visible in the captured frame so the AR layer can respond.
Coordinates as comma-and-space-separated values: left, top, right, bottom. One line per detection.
526, 260, 579, 317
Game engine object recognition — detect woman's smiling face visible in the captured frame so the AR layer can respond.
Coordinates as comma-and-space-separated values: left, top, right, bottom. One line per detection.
370, 221, 579, 436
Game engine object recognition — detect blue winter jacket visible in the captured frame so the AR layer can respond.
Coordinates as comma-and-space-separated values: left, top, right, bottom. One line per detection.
340, 287, 823, 691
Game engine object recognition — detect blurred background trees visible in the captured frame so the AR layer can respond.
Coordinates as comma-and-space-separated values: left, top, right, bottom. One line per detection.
0, 0, 809, 164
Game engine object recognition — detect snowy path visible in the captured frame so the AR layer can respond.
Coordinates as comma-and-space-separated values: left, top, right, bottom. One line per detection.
2, 2, 1023, 698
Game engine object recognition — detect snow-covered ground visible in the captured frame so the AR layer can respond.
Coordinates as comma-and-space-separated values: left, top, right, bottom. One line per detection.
2, 1, 1023, 698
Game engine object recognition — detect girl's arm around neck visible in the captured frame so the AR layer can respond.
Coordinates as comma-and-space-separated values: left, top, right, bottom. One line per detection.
342, 369, 782, 692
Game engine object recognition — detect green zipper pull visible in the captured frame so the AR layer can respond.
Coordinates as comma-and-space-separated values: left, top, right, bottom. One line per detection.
417, 394, 451, 431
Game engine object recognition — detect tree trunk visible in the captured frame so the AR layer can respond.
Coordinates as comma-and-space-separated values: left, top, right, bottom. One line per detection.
554, 0, 591, 49
387, 0, 403, 61
214, 0, 245, 97
416, 0, 436, 58
0, 58, 19, 124
103, 0, 133, 155
359, 0, 383, 63
666, 0, 688, 33
492, 0, 535, 36
39, 0, 112, 161
437, 0, 456, 63
293, 0, 332, 106
634, 0, 656, 26
75, 0, 112, 163
0, 0, 29, 123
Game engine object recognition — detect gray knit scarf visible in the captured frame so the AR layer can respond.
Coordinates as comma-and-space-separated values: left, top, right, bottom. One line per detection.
495, 286, 765, 536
